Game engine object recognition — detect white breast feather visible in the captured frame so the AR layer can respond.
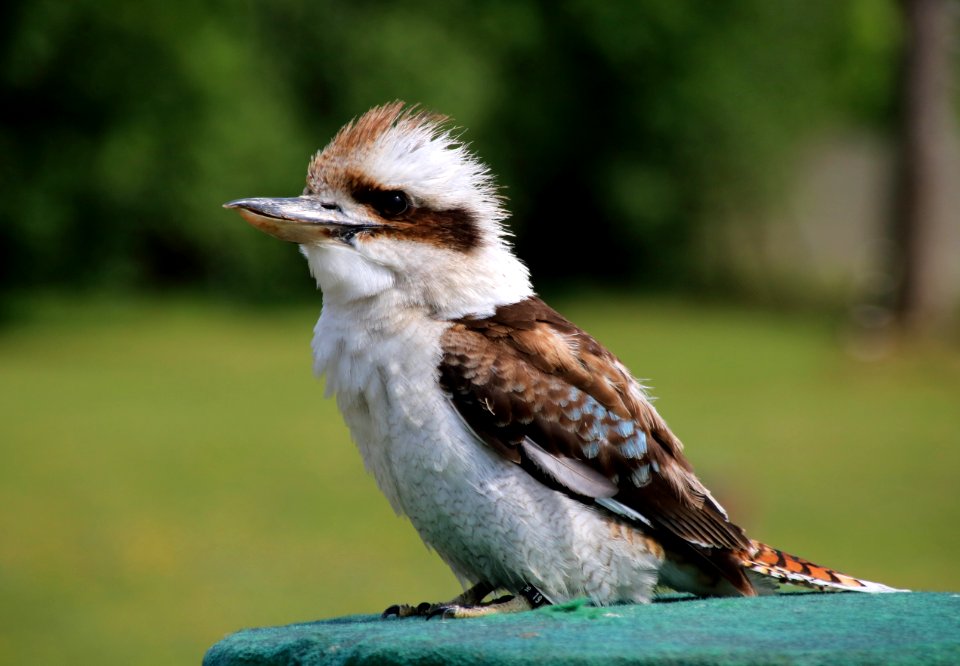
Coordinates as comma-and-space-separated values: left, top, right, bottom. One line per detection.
311, 291, 663, 603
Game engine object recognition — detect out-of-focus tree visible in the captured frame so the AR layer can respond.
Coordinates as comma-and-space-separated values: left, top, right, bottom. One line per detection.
0, 0, 906, 303
888, 0, 957, 335
0, 1, 312, 298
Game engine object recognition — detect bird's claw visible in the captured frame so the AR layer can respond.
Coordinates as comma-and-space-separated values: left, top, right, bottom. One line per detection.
380, 604, 402, 618
381, 601, 481, 620
425, 604, 459, 620
381, 601, 433, 619
381, 582, 532, 620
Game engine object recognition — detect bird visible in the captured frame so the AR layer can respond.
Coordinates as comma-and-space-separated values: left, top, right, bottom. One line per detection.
225, 102, 904, 618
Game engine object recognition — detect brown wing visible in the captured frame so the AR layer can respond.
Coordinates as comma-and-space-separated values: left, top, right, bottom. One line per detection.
440, 297, 751, 556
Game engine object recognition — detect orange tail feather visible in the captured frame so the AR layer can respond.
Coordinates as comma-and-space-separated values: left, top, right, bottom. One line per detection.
740, 541, 905, 593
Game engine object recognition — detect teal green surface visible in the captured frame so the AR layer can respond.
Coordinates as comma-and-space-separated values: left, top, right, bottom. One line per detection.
205, 593, 959, 666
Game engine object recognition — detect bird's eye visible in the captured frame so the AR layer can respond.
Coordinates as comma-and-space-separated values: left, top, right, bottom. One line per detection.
357, 189, 410, 219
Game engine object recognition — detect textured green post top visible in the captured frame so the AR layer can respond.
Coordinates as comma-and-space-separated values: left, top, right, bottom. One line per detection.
204, 592, 959, 666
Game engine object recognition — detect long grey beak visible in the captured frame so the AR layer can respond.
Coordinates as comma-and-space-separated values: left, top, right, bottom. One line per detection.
224, 196, 374, 244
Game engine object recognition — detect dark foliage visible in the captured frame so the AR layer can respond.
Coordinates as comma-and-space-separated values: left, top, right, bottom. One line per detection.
0, 0, 899, 299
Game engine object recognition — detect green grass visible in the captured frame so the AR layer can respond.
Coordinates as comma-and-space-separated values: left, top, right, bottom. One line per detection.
1, 295, 958, 665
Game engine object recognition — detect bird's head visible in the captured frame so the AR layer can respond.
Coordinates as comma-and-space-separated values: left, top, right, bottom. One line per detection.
226, 102, 532, 318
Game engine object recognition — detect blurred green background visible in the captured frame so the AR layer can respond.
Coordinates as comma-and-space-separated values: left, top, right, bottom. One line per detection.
2, 1, 959, 665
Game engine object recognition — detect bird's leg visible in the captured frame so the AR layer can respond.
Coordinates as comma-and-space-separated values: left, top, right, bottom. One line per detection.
382, 581, 494, 618
426, 583, 551, 620
426, 592, 530, 619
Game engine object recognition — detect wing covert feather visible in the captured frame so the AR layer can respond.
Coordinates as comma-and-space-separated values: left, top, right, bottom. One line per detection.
439, 297, 750, 553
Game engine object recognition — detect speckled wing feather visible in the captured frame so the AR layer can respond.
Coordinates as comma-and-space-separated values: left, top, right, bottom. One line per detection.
439, 297, 752, 560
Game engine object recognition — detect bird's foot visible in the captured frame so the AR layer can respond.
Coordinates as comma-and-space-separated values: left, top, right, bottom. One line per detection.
425, 593, 531, 619
382, 582, 550, 620
382, 581, 493, 619
381, 601, 432, 618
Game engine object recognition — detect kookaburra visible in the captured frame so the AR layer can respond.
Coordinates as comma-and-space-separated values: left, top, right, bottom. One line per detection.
225, 102, 902, 618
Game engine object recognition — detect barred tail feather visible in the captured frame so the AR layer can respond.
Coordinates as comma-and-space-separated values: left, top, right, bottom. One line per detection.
741, 541, 907, 593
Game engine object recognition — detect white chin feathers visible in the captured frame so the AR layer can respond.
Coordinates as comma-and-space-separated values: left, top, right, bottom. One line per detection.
301, 243, 396, 301
300, 236, 534, 319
